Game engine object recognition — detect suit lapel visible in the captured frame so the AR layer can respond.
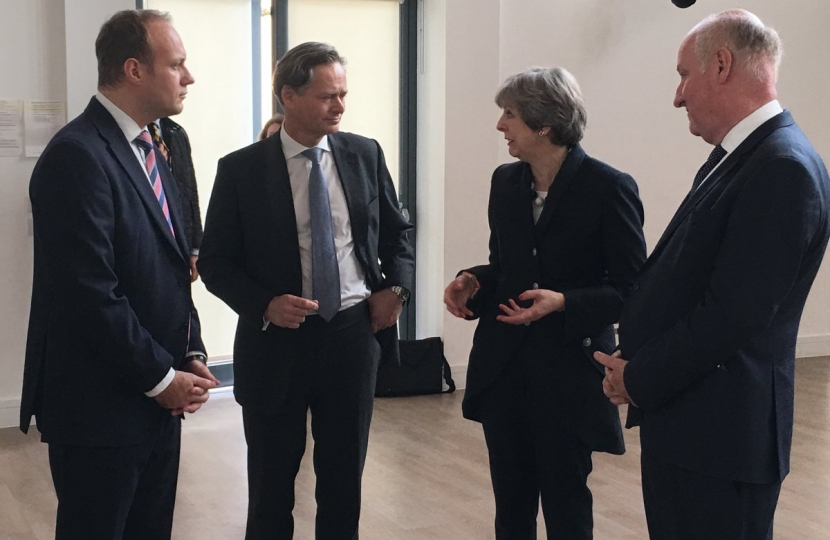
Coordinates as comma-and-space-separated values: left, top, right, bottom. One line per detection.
264, 132, 303, 286
158, 161, 189, 260
648, 111, 795, 261
328, 134, 368, 244
87, 98, 183, 258
535, 144, 585, 235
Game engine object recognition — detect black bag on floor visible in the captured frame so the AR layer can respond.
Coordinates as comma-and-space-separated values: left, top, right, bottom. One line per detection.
375, 337, 456, 397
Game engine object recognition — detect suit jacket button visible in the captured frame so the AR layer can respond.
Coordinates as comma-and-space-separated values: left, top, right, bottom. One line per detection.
531, 248, 537, 256
632, 282, 640, 292
582, 337, 592, 347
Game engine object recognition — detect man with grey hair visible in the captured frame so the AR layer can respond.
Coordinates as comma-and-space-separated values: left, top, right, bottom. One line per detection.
595, 9, 830, 540
199, 41, 414, 539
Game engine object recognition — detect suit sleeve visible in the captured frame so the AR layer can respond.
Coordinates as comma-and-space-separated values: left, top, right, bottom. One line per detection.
561, 173, 647, 340
374, 140, 415, 290
624, 157, 825, 411
463, 165, 509, 318
30, 141, 173, 392
179, 128, 204, 250
198, 156, 276, 327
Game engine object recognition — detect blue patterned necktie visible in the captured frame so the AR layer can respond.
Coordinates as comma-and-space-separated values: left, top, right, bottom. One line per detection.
302, 148, 341, 321
691, 144, 727, 192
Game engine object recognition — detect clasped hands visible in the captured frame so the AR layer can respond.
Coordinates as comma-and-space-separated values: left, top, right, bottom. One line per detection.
154, 359, 219, 416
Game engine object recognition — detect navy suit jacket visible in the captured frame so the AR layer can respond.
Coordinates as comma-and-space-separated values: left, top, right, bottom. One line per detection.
620, 111, 830, 483
20, 97, 205, 446
197, 130, 414, 414
461, 145, 647, 454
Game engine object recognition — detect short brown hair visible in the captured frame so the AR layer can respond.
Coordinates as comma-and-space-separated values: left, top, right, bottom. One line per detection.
95, 9, 171, 88
273, 42, 346, 106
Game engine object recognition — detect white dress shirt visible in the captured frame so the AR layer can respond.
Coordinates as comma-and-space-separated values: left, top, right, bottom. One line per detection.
280, 126, 372, 312
698, 100, 784, 190
95, 93, 178, 397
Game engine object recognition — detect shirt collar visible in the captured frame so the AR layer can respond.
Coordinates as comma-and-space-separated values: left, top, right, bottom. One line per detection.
95, 91, 146, 143
279, 124, 331, 159
720, 100, 783, 153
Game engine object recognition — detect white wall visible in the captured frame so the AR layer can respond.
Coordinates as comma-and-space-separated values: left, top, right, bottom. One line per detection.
420, 0, 830, 378
0, 0, 132, 428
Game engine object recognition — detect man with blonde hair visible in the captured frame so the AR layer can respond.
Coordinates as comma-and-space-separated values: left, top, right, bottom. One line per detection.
596, 9, 830, 540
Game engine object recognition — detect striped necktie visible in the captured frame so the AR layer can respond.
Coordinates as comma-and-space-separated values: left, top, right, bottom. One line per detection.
134, 130, 175, 237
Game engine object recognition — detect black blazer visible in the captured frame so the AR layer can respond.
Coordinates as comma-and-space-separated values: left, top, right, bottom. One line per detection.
620, 111, 830, 484
20, 97, 205, 446
462, 145, 647, 454
198, 131, 414, 413
160, 117, 203, 252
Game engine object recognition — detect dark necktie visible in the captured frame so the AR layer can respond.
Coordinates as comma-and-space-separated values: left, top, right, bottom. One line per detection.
134, 130, 175, 237
691, 144, 727, 191
302, 148, 341, 321
147, 122, 171, 168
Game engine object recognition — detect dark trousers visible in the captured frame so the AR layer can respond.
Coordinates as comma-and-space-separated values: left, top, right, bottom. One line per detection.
243, 301, 381, 540
641, 450, 781, 540
479, 358, 594, 540
48, 416, 181, 540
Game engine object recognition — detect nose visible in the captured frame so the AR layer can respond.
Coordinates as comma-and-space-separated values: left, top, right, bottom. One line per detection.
673, 81, 684, 108
332, 96, 345, 114
183, 66, 195, 86
496, 115, 506, 132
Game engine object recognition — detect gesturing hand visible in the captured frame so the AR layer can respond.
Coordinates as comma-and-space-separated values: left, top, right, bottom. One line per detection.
444, 272, 479, 319
265, 294, 319, 329
496, 289, 565, 325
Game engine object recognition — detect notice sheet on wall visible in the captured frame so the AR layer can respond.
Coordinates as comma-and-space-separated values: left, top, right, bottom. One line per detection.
24, 101, 66, 158
0, 100, 23, 157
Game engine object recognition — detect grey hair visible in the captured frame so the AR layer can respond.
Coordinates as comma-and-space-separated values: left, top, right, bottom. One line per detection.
273, 42, 346, 106
691, 10, 782, 81
495, 67, 587, 147
96, 9, 172, 88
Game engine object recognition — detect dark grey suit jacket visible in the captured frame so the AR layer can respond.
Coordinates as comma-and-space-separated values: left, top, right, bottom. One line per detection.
620, 111, 830, 483
198, 130, 414, 413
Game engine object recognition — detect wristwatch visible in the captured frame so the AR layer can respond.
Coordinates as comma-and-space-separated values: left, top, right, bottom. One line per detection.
389, 285, 411, 303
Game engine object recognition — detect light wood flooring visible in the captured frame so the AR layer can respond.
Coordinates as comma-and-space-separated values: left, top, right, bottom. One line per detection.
2, 357, 829, 539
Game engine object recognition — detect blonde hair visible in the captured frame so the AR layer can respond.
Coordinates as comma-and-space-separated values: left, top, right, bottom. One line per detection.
258, 113, 285, 141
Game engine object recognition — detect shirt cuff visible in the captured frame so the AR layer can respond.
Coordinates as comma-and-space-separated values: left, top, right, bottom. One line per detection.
191, 248, 199, 256
262, 317, 270, 331
144, 368, 175, 397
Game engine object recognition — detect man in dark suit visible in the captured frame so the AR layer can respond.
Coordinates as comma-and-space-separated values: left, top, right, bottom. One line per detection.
596, 9, 830, 540
198, 42, 414, 540
20, 10, 218, 539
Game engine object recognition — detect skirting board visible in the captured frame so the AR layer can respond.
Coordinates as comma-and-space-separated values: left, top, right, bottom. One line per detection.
0, 398, 20, 432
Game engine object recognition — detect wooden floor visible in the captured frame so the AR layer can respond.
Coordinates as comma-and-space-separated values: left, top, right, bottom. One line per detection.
2, 357, 829, 539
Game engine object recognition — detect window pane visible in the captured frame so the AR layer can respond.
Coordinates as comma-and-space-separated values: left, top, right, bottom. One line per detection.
287, 0, 400, 189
